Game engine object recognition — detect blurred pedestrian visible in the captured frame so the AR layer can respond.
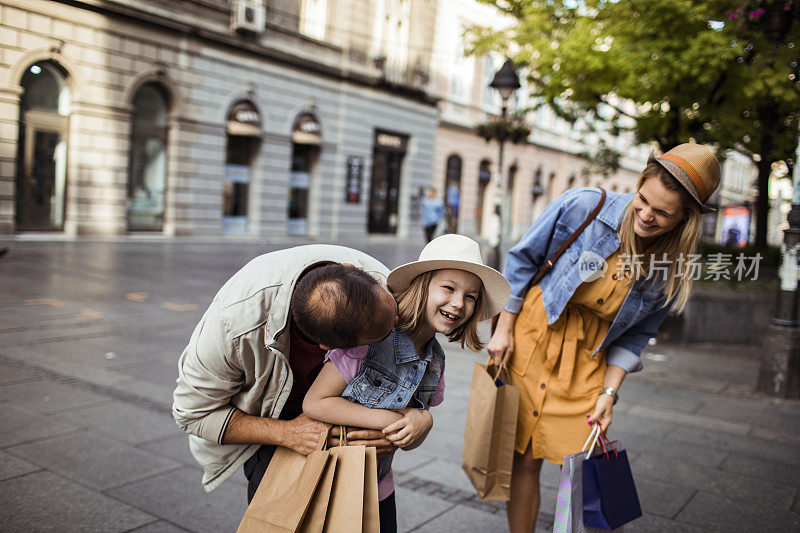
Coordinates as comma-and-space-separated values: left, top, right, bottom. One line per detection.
487, 143, 721, 532
421, 187, 445, 242
173, 245, 400, 499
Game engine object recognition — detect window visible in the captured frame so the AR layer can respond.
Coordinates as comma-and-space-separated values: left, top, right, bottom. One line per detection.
15, 61, 71, 230
476, 160, 492, 235
450, 38, 473, 104
301, 0, 327, 40
445, 154, 462, 232
504, 164, 517, 237
127, 83, 169, 231
483, 55, 500, 110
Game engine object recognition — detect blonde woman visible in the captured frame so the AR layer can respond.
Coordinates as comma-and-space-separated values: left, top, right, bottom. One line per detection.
487, 143, 721, 532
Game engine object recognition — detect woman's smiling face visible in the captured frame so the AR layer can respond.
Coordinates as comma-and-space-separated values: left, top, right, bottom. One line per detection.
631, 176, 685, 239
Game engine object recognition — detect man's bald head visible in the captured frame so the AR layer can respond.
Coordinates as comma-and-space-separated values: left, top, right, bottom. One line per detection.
291, 264, 397, 348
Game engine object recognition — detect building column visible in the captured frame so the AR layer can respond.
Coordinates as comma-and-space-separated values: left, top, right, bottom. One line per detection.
0, 84, 23, 235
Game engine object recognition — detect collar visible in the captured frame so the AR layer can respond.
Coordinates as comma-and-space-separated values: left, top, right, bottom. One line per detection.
392, 328, 441, 364
596, 191, 634, 231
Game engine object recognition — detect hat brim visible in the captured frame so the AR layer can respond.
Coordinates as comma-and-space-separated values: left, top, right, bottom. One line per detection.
387, 259, 511, 321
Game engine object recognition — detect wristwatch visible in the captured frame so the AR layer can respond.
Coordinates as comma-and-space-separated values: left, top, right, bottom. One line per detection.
599, 387, 619, 405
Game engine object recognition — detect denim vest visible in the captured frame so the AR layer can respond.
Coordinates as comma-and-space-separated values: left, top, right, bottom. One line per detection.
341, 327, 445, 481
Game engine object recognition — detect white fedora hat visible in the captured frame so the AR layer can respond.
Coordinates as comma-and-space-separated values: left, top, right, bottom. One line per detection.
387, 234, 510, 321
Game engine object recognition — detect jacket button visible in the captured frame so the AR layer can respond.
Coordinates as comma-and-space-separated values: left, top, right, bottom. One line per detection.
597, 298, 604, 304
540, 383, 546, 389
374, 379, 382, 386
413, 364, 418, 370
397, 397, 403, 403
612, 273, 619, 280
621, 322, 627, 327
533, 410, 539, 417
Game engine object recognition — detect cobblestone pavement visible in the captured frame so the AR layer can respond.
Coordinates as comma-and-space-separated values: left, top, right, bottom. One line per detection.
0, 238, 799, 532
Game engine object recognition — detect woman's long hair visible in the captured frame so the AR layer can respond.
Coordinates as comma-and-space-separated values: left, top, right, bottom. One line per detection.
394, 270, 485, 351
618, 161, 702, 313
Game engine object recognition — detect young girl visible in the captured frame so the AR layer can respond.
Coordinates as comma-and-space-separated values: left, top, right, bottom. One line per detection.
303, 234, 510, 533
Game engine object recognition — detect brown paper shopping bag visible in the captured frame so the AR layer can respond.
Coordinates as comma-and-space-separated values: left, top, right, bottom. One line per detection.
362, 446, 380, 533
462, 361, 520, 501
238, 445, 331, 532
323, 444, 366, 533
297, 449, 338, 533
239, 426, 380, 533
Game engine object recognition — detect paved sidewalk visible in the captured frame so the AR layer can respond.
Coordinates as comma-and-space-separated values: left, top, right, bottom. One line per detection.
0, 240, 799, 532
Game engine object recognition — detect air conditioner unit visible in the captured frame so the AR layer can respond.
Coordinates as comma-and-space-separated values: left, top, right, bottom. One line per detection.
232, 0, 266, 34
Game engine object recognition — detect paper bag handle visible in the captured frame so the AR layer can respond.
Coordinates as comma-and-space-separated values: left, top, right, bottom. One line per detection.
582, 425, 600, 458
486, 358, 506, 382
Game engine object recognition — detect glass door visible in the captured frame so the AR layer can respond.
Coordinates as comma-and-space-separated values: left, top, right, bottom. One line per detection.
16, 118, 68, 230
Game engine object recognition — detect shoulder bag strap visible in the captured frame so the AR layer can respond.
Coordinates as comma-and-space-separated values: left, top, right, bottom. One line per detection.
527, 187, 607, 288
489, 188, 607, 334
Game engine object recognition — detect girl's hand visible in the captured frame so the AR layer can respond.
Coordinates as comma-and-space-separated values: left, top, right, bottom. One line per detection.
487, 311, 516, 367
587, 394, 614, 433
382, 408, 433, 449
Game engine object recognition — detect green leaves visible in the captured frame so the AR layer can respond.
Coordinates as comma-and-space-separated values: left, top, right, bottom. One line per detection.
468, 0, 800, 164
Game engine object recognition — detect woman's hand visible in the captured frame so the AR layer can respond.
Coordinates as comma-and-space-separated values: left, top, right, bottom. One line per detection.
487, 310, 517, 366
382, 408, 433, 449
587, 394, 614, 434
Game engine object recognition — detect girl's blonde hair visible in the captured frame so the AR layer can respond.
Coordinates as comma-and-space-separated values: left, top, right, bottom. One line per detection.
394, 270, 485, 351
618, 161, 702, 313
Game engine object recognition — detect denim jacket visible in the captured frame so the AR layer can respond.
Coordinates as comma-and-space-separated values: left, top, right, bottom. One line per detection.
342, 327, 445, 481
504, 187, 673, 373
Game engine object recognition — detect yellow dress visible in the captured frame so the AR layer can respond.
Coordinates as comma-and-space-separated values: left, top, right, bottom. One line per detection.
509, 250, 632, 463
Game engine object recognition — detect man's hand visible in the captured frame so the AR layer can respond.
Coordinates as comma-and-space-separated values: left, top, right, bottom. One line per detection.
329, 426, 396, 457
281, 413, 328, 455
382, 408, 433, 449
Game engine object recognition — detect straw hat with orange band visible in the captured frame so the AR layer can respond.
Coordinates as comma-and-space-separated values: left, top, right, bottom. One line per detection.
648, 143, 721, 214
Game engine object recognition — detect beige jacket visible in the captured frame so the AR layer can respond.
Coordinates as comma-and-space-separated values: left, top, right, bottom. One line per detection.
172, 244, 389, 491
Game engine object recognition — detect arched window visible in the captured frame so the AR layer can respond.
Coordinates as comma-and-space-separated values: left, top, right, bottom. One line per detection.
567, 174, 576, 189
503, 164, 517, 238
127, 83, 170, 231
15, 61, 70, 230
476, 160, 492, 236
445, 154, 462, 232
288, 112, 321, 236
223, 100, 261, 233
547, 172, 556, 202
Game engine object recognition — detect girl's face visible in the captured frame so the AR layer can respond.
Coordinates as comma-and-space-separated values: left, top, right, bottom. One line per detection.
631, 176, 685, 239
425, 269, 482, 335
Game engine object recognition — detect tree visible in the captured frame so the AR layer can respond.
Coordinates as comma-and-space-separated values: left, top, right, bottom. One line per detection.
467, 0, 800, 249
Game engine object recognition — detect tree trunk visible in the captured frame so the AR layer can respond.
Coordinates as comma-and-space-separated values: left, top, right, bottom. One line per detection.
754, 104, 777, 251
754, 154, 771, 250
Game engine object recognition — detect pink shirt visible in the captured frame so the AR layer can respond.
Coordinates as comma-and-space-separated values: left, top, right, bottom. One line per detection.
325, 345, 445, 500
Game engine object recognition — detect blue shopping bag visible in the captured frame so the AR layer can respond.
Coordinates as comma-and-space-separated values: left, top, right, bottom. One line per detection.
582, 442, 642, 529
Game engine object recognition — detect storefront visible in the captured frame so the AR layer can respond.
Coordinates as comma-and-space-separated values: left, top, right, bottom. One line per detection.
1, 2, 437, 238
288, 112, 321, 236
222, 100, 261, 234
15, 61, 70, 231
368, 130, 408, 234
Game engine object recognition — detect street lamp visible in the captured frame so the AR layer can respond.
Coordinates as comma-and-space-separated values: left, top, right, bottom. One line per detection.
486, 58, 521, 270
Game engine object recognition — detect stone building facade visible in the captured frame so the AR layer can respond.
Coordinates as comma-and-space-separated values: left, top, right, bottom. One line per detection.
428, 0, 649, 243
0, 0, 437, 238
